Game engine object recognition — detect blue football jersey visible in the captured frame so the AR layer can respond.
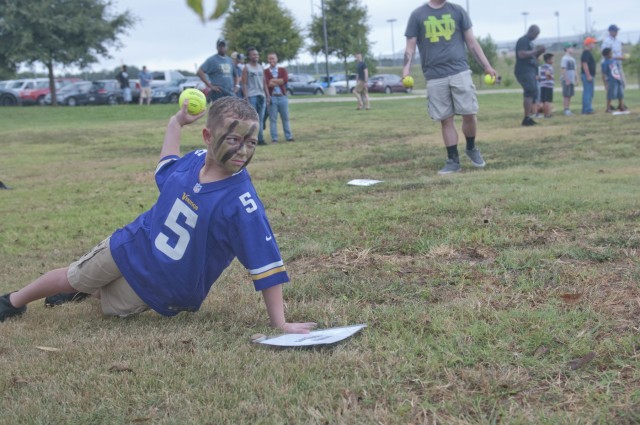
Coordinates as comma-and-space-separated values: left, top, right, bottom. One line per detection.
109, 150, 288, 316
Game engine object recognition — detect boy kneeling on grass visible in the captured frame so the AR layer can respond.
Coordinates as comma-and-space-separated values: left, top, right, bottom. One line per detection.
1, 96, 316, 334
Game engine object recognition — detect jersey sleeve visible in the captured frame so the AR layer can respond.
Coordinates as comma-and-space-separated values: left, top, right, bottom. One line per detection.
155, 155, 180, 191
228, 211, 289, 291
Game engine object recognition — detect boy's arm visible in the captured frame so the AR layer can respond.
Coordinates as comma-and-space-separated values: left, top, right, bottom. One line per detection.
261, 284, 317, 334
159, 100, 205, 160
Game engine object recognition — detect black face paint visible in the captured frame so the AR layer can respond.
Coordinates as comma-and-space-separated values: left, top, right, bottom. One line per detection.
218, 122, 258, 166
215, 119, 240, 150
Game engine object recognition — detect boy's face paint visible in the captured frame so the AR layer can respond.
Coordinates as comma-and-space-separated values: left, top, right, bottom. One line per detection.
211, 118, 258, 173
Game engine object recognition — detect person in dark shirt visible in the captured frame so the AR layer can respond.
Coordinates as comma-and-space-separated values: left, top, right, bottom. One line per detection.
515, 25, 546, 126
580, 37, 597, 114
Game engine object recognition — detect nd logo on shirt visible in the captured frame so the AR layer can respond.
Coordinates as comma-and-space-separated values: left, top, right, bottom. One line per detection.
220, 63, 232, 74
424, 14, 455, 42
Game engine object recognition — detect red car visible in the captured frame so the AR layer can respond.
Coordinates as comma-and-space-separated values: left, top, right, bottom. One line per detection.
367, 74, 412, 94
20, 78, 81, 106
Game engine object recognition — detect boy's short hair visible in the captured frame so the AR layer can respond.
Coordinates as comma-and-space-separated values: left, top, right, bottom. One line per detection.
602, 47, 612, 57
207, 97, 258, 130
543, 53, 554, 61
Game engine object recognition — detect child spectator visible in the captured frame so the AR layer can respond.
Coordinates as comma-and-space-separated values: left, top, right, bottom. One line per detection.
561, 43, 577, 116
539, 53, 555, 118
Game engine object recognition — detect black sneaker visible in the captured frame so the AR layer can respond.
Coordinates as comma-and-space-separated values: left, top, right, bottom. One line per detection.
0, 293, 27, 322
522, 116, 537, 126
44, 292, 90, 307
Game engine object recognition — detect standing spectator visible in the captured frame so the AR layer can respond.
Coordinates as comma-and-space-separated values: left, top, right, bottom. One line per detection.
580, 37, 597, 115
242, 47, 269, 146
560, 43, 577, 116
231, 52, 244, 97
601, 48, 626, 113
116, 65, 132, 104
402, 0, 497, 175
601, 25, 626, 89
515, 25, 546, 126
353, 53, 370, 111
138, 65, 153, 106
265, 53, 294, 143
539, 53, 555, 118
197, 37, 236, 103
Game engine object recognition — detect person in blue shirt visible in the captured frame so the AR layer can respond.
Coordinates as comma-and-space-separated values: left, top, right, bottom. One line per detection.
1, 97, 316, 334
138, 65, 153, 106
197, 38, 237, 103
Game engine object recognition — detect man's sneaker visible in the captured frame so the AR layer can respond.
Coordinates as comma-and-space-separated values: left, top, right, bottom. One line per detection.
44, 291, 90, 307
522, 116, 537, 126
465, 148, 486, 168
0, 293, 26, 322
438, 158, 461, 175
564, 109, 573, 116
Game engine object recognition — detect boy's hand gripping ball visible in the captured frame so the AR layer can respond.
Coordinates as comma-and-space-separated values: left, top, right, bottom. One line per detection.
484, 74, 496, 86
179, 88, 207, 115
402, 76, 414, 88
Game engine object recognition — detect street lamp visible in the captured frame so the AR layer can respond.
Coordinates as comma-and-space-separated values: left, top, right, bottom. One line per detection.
320, 0, 330, 90
386, 18, 397, 66
555, 11, 560, 50
522, 12, 529, 32
587, 7, 593, 34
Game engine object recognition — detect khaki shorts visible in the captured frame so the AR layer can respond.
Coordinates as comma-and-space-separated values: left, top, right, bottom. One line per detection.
67, 237, 149, 317
354, 80, 368, 95
141, 87, 152, 99
426, 70, 478, 121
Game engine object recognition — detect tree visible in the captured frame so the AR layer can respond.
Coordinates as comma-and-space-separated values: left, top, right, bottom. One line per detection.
222, 0, 302, 62
467, 35, 497, 83
187, 0, 231, 22
0, 0, 136, 105
467, 35, 498, 85
308, 0, 370, 83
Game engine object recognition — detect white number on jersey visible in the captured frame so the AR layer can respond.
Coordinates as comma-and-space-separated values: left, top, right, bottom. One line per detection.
154, 199, 198, 260
239, 192, 257, 213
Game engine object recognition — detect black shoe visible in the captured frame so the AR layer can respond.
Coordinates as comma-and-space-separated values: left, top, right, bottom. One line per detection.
0, 293, 27, 322
44, 292, 90, 307
0, 181, 11, 190
286, 138, 295, 142
521, 116, 537, 126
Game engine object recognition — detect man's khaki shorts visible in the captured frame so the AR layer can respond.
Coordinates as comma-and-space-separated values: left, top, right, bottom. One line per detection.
426, 70, 478, 121
140, 87, 152, 99
67, 237, 148, 317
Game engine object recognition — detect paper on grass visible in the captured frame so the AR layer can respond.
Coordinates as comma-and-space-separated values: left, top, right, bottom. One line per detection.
347, 179, 383, 186
254, 324, 366, 347
611, 110, 630, 115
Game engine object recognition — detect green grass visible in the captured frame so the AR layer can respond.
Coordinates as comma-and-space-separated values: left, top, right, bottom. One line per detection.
1, 90, 639, 424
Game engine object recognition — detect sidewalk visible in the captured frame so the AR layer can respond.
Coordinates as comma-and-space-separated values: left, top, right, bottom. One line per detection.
289, 84, 638, 104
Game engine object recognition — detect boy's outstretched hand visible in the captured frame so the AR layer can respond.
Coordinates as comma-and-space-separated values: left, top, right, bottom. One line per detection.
279, 322, 318, 334
175, 99, 206, 126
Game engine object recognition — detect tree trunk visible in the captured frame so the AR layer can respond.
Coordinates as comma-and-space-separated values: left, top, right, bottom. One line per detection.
46, 61, 57, 106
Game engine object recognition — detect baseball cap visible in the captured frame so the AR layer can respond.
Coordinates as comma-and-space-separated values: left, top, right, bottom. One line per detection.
563, 42, 576, 49
217, 37, 226, 46
583, 37, 597, 46
608, 24, 620, 32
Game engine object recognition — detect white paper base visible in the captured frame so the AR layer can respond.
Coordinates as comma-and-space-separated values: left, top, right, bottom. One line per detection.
254, 324, 366, 347
347, 179, 383, 186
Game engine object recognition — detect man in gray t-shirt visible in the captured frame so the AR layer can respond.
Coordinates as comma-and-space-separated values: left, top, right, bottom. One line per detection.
197, 37, 237, 103
403, 0, 496, 175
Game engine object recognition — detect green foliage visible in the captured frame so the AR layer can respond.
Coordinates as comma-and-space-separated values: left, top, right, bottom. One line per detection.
628, 42, 640, 86
467, 34, 498, 76
0, 0, 136, 104
308, 0, 371, 61
186, 0, 232, 21
223, 0, 302, 62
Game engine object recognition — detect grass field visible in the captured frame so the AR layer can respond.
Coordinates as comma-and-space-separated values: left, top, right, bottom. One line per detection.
1, 90, 639, 424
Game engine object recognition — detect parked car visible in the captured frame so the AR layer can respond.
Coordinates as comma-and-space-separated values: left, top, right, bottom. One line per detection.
331, 73, 358, 93
45, 81, 93, 106
368, 74, 412, 94
88, 80, 124, 105
0, 78, 47, 106
151, 81, 182, 104
129, 79, 141, 103
179, 76, 205, 92
150, 70, 186, 88
19, 79, 54, 105
286, 73, 324, 95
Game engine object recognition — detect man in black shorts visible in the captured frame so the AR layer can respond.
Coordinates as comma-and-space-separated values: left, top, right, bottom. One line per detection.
515, 25, 546, 126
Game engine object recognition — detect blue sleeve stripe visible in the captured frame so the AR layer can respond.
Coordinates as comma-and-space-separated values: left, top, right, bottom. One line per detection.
249, 260, 284, 275
155, 156, 179, 175
251, 265, 287, 281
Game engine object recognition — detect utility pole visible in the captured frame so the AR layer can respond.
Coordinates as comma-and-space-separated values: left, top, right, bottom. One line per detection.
321, 0, 330, 89
386, 19, 397, 66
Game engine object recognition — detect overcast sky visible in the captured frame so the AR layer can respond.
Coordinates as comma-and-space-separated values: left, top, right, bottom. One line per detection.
59, 0, 640, 73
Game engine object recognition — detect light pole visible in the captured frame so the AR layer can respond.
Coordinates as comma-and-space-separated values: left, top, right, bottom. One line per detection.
386, 18, 397, 66
584, 0, 588, 34
321, 0, 330, 89
522, 12, 529, 32
587, 7, 592, 34
555, 11, 560, 50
